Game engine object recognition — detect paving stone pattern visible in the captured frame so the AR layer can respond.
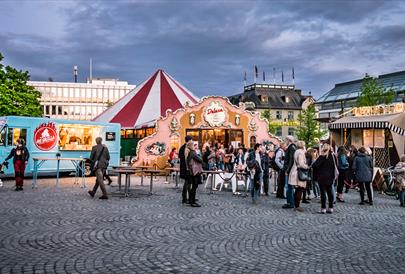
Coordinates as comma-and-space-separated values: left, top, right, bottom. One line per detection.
0, 176, 404, 274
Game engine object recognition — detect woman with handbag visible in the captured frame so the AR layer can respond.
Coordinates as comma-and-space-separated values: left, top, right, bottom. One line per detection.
312, 144, 336, 214
288, 141, 309, 212
3, 139, 29, 191
187, 141, 204, 207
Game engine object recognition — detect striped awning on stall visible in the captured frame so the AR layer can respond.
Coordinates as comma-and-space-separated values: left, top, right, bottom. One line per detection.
329, 113, 405, 137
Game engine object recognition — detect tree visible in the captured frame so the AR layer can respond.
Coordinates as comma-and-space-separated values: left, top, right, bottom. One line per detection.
0, 53, 42, 117
297, 104, 325, 148
356, 74, 396, 107
260, 109, 277, 135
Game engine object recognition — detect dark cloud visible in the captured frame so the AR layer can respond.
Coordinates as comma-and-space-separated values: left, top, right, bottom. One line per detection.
0, 0, 404, 99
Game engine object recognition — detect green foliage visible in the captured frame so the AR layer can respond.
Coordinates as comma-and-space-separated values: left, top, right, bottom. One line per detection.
297, 104, 325, 148
0, 53, 42, 117
260, 109, 277, 135
356, 74, 396, 107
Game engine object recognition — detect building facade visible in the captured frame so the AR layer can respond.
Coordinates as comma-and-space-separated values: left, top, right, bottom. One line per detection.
228, 83, 313, 138
315, 70, 405, 122
28, 78, 136, 121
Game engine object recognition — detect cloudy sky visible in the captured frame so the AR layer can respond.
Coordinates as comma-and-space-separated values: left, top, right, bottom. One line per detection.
1, 0, 404, 98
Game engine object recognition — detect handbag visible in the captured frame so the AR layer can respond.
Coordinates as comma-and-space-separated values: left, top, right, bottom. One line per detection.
298, 168, 311, 181
190, 158, 203, 176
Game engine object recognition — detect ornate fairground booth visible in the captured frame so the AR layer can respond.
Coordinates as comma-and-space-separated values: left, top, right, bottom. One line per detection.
133, 96, 280, 168
329, 103, 405, 168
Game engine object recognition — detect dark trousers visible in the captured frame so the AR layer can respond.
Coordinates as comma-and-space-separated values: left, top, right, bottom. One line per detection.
14, 160, 26, 187
276, 171, 285, 198
337, 169, 348, 194
188, 175, 200, 204
358, 181, 373, 202
302, 183, 311, 201
320, 184, 334, 209
263, 175, 269, 194
93, 168, 107, 196
182, 175, 191, 202
294, 187, 305, 208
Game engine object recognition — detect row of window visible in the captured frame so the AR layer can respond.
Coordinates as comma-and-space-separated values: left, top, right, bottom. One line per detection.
34, 85, 131, 103
275, 110, 295, 120
43, 104, 105, 120
274, 127, 295, 137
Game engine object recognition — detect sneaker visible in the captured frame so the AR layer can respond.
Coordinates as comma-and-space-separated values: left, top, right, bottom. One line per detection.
345, 189, 349, 193
88, 190, 95, 198
182, 200, 188, 204
302, 200, 310, 204
326, 208, 333, 214
319, 209, 326, 214
190, 203, 201, 207
400, 204, 405, 207
14, 187, 19, 191
369, 201, 373, 206
282, 204, 294, 209
99, 196, 108, 200
337, 197, 345, 203
359, 201, 365, 205
294, 207, 304, 212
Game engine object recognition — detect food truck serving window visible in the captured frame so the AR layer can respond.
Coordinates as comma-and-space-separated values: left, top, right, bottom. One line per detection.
59, 124, 101, 151
7, 128, 27, 146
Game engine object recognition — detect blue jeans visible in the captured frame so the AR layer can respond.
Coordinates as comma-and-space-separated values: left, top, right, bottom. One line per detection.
250, 177, 260, 202
286, 175, 295, 206
332, 183, 336, 203
312, 181, 320, 197
399, 190, 405, 205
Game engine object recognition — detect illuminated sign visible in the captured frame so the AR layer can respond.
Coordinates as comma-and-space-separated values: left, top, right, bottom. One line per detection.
34, 122, 58, 151
204, 101, 226, 127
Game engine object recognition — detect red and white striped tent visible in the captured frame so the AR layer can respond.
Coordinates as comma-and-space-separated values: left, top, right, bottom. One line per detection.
93, 69, 199, 128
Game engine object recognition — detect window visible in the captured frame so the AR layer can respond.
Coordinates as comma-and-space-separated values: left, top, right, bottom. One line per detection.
45, 105, 50, 115
52, 105, 56, 115
275, 127, 282, 137
288, 111, 294, 120
7, 128, 27, 146
288, 128, 295, 136
58, 106, 62, 115
58, 124, 101, 151
276, 111, 282, 119
0, 126, 6, 146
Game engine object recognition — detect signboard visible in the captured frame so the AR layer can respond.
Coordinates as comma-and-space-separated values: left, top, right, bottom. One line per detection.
106, 132, 116, 141
204, 101, 226, 127
34, 122, 58, 151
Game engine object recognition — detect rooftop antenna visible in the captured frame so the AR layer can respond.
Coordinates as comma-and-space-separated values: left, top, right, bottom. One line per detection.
89, 58, 93, 83
73, 66, 78, 83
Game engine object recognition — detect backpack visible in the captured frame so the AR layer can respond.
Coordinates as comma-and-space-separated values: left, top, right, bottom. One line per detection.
270, 148, 281, 172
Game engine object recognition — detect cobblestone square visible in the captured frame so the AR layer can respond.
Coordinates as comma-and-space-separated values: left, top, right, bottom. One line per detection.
0, 176, 404, 274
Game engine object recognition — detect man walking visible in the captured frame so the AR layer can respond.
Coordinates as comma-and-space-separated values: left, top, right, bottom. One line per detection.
88, 137, 110, 200
282, 136, 296, 208
179, 136, 193, 204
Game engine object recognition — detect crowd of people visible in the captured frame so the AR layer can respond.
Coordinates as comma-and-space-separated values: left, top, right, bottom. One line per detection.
1, 134, 405, 210
177, 135, 405, 211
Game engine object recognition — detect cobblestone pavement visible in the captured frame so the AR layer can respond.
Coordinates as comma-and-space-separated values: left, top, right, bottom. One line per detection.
0, 175, 404, 274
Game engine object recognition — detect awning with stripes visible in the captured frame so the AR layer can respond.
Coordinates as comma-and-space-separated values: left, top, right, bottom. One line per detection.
329, 113, 405, 137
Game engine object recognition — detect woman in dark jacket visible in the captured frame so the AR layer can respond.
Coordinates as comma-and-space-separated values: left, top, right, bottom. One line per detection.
187, 141, 203, 207
3, 139, 29, 191
312, 144, 336, 214
353, 147, 374, 205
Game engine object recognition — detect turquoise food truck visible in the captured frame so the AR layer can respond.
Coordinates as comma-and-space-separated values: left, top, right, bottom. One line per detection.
0, 116, 120, 177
